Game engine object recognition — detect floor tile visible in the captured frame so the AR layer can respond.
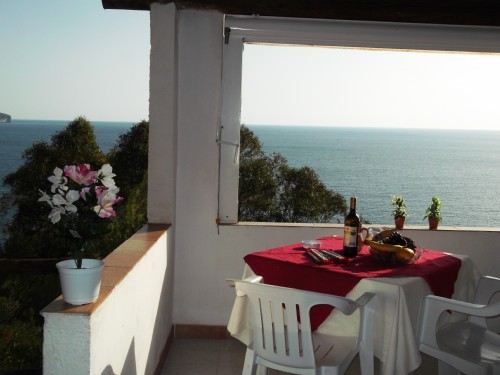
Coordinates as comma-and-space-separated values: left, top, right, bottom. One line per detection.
161, 338, 438, 374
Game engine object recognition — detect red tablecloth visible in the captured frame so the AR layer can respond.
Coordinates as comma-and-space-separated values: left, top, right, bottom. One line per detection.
244, 236, 462, 330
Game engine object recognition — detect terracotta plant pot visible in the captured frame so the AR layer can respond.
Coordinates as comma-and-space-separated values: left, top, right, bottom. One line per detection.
428, 218, 439, 230
395, 216, 405, 230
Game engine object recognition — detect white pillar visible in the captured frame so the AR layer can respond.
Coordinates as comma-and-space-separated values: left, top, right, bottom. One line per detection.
148, 3, 178, 224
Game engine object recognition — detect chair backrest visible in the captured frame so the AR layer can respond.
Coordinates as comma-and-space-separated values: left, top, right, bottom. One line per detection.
235, 279, 362, 370
417, 276, 500, 375
470, 276, 500, 326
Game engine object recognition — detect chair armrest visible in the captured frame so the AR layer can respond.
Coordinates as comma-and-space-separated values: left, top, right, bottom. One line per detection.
355, 292, 376, 307
423, 295, 500, 317
474, 276, 500, 305
234, 276, 264, 296
227, 275, 263, 287
417, 294, 500, 349
244, 275, 263, 284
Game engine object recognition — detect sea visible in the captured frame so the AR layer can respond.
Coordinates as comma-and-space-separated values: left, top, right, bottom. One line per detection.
247, 125, 500, 228
1, 121, 500, 245
0, 119, 134, 245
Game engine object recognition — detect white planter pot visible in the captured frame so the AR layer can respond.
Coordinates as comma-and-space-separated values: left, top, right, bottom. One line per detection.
56, 259, 105, 305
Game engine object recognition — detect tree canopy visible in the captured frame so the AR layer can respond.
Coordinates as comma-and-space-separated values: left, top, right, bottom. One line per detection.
0, 117, 149, 371
239, 125, 347, 223
0, 117, 149, 260
0, 117, 109, 259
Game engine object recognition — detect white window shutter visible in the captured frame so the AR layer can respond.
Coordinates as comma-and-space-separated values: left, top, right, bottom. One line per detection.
218, 36, 244, 224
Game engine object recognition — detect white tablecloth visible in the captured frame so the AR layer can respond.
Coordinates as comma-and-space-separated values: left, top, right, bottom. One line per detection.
227, 254, 481, 375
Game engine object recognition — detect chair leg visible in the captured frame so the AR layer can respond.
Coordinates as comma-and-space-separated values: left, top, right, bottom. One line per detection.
242, 348, 258, 375
438, 360, 462, 375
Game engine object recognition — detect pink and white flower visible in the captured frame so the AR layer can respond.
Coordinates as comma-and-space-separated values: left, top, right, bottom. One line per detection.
51, 190, 80, 214
64, 164, 98, 186
39, 163, 123, 233
38, 190, 53, 206
39, 163, 123, 268
48, 206, 66, 224
93, 186, 123, 218
47, 167, 68, 193
98, 164, 117, 188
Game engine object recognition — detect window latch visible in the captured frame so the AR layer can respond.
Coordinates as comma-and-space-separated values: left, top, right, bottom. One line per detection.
224, 27, 231, 44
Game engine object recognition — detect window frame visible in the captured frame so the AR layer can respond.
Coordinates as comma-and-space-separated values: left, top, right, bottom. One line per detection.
217, 15, 500, 224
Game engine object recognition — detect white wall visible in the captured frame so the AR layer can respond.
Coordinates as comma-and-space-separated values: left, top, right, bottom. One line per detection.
90, 231, 172, 375
148, 3, 177, 224
148, 5, 500, 327
173, 8, 228, 325
42, 227, 173, 375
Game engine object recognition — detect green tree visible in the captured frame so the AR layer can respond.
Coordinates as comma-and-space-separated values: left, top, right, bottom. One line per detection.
1, 116, 108, 260
239, 125, 347, 223
105, 120, 149, 246
0, 117, 149, 260
107, 120, 148, 197
0, 117, 149, 371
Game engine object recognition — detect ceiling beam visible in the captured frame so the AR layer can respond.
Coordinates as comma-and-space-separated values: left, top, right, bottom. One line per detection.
101, 0, 500, 27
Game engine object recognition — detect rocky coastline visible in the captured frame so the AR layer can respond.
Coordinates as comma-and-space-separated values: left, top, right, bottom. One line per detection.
0, 112, 12, 123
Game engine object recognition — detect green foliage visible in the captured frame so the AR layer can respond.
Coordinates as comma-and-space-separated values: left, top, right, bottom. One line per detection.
0, 117, 149, 371
391, 195, 409, 219
424, 196, 443, 222
0, 273, 60, 371
239, 125, 347, 223
1, 116, 108, 260
108, 120, 149, 199
0, 317, 43, 370
104, 120, 149, 248
0, 117, 149, 261
102, 173, 148, 250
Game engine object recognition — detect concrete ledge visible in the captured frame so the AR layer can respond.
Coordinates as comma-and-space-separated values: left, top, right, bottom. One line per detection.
41, 223, 172, 375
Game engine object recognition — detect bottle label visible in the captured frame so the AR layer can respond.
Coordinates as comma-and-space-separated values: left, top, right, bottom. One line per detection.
343, 226, 358, 247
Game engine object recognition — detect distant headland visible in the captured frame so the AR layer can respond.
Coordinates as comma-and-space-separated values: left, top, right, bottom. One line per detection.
0, 113, 12, 123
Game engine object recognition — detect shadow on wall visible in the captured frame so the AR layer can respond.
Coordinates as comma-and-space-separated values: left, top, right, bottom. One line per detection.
101, 338, 137, 375
145, 232, 174, 374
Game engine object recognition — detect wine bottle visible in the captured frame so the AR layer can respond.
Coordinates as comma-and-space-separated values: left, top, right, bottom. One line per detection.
343, 197, 360, 257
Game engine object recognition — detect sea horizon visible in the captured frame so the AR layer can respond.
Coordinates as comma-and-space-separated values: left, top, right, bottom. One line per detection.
1, 121, 499, 248
7, 118, 141, 124
247, 124, 500, 228
244, 122, 500, 132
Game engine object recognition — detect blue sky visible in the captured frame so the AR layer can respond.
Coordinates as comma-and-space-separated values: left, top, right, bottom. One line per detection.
2, 1, 499, 129
0, 1, 149, 122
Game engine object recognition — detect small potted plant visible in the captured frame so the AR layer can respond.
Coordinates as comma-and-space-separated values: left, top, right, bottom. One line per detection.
391, 195, 409, 229
423, 197, 442, 230
38, 163, 123, 304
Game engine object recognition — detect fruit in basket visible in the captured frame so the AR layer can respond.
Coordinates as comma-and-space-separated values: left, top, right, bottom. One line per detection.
382, 231, 417, 250
364, 239, 403, 253
395, 247, 415, 263
370, 229, 397, 242
365, 231, 417, 253
366, 230, 420, 264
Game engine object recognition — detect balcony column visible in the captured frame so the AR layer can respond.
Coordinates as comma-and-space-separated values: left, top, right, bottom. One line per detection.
148, 2, 178, 224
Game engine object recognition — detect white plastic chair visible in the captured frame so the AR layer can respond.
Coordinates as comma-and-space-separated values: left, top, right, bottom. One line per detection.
234, 277, 376, 375
417, 275, 500, 375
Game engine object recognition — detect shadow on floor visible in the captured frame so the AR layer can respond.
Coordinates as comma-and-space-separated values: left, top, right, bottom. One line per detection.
160, 338, 438, 375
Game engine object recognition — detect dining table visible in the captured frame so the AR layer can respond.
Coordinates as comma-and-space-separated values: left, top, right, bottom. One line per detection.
227, 235, 481, 375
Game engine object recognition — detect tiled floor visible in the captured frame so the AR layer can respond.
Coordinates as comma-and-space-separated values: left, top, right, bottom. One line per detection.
160, 338, 438, 374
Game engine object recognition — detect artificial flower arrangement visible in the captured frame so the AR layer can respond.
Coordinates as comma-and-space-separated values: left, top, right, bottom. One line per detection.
38, 163, 123, 268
